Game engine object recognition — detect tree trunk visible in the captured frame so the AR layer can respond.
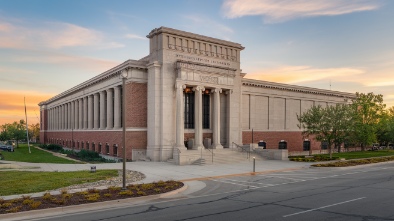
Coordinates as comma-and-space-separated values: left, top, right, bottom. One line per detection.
337, 144, 341, 153
329, 144, 332, 159
361, 143, 365, 151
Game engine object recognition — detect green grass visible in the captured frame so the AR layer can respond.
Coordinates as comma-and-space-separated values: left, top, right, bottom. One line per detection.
1, 144, 79, 164
0, 170, 118, 195
318, 150, 394, 160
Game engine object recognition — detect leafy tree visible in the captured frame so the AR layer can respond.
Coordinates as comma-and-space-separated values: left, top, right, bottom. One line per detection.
0, 120, 27, 147
298, 104, 353, 159
29, 123, 40, 142
350, 92, 386, 151
377, 106, 394, 146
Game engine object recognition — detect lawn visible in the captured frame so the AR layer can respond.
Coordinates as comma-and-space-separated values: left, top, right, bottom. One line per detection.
1, 144, 79, 164
0, 170, 118, 196
319, 150, 394, 160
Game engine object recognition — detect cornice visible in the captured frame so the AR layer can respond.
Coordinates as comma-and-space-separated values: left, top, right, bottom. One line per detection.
242, 78, 356, 99
147, 26, 244, 50
39, 59, 148, 106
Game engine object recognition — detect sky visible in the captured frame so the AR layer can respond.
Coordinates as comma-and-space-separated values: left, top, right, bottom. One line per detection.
1, 0, 394, 125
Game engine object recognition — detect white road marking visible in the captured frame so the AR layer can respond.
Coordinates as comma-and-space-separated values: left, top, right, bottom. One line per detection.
283, 197, 366, 217
212, 179, 260, 188
222, 178, 275, 186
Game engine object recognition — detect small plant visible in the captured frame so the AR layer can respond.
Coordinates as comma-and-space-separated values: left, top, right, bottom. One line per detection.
137, 191, 146, 196
1, 203, 12, 208
119, 190, 133, 196
104, 193, 112, 198
140, 184, 154, 190
85, 193, 100, 202
77, 191, 89, 195
60, 189, 68, 194
154, 188, 161, 193
22, 199, 34, 205
108, 186, 121, 192
29, 201, 42, 209
22, 195, 31, 200
42, 192, 52, 201
62, 193, 73, 199
9, 199, 20, 204
0, 197, 4, 204
165, 186, 172, 190
6, 206, 21, 213
52, 198, 66, 205
157, 181, 166, 187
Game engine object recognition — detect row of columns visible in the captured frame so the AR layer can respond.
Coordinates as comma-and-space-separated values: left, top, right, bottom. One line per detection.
47, 86, 122, 131
175, 83, 226, 150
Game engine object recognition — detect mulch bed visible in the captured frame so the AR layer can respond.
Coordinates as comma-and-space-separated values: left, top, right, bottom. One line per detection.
0, 180, 183, 214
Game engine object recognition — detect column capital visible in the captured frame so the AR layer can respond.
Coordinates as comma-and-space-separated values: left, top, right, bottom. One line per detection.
175, 82, 186, 90
225, 89, 233, 95
212, 88, 222, 94
193, 85, 205, 92
106, 88, 113, 93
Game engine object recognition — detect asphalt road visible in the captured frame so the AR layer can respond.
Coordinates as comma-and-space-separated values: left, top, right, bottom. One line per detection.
33, 163, 394, 221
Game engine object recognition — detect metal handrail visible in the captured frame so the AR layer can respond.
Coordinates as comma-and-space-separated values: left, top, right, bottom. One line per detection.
232, 142, 251, 159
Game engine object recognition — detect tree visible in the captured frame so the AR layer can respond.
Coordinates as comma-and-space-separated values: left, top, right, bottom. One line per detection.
377, 106, 394, 146
29, 123, 40, 142
351, 92, 386, 151
0, 120, 27, 147
298, 104, 353, 159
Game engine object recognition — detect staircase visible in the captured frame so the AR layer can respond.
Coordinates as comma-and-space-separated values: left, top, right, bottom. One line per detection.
197, 148, 266, 165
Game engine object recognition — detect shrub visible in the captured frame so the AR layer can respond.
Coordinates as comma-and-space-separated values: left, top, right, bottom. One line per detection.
22, 199, 34, 205
88, 188, 99, 193
109, 186, 121, 192
1, 203, 12, 208
42, 192, 52, 200
62, 193, 73, 199
137, 191, 146, 196
6, 206, 21, 213
29, 201, 42, 209
104, 193, 112, 198
85, 193, 100, 202
154, 188, 161, 193
119, 190, 133, 196
140, 184, 154, 190
0, 197, 4, 204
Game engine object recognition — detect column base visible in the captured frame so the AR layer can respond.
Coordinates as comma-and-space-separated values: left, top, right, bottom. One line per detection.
193, 144, 204, 150
212, 143, 223, 149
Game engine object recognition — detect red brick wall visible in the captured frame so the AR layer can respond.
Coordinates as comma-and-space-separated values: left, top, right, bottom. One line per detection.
126, 82, 147, 128
242, 131, 321, 152
45, 131, 147, 160
39, 109, 48, 144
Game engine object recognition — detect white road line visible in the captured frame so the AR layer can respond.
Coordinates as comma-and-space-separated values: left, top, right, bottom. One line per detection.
283, 197, 366, 218
222, 179, 275, 186
212, 179, 260, 188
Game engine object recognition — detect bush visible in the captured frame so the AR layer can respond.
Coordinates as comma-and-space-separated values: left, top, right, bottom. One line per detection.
40, 144, 63, 152
29, 201, 41, 209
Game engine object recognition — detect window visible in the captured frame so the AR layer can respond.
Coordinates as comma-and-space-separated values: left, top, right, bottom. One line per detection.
113, 144, 118, 156
92, 143, 95, 152
184, 89, 194, 129
98, 143, 102, 153
81, 142, 84, 149
202, 93, 210, 129
303, 141, 311, 151
279, 140, 287, 149
258, 141, 266, 149
321, 141, 328, 150
86, 142, 90, 150
106, 143, 110, 155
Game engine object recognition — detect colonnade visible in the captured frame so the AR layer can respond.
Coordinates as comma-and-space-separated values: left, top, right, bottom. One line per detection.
175, 83, 230, 150
47, 85, 122, 131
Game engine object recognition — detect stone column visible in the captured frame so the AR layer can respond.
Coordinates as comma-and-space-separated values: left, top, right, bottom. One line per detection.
113, 86, 121, 129
78, 98, 83, 129
83, 97, 88, 129
68, 102, 71, 130
106, 88, 114, 129
212, 88, 223, 149
193, 86, 204, 150
59, 105, 62, 130
175, 83, 187, 151
56, 106, 59, 130
71, 101, 74, 129
88, 95, 93, 129
226, 90, 233, 147
64, 104, 67, 130
74, 100, 78, 129
93, 93, 99, 129
99, 91, 106, 129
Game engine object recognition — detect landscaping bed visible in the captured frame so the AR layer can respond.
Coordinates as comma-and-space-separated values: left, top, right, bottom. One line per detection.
0, 180, 183, 214
289, 155, 339, 162
312, 156, 394, 167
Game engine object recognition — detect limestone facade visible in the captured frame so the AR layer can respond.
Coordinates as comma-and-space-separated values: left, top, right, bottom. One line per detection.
39, 27, 355, 163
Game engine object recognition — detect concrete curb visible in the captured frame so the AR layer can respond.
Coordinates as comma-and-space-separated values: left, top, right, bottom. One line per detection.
0, 184, 189, 221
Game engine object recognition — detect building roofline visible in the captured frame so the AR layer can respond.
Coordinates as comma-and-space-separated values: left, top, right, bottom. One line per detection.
242, 78, 356, 99
38, 59, 148, 106
147, 26, 244, 50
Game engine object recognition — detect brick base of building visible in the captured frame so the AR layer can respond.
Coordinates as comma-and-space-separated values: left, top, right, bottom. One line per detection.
242, 131, 322, 152
41, 130, 147, 160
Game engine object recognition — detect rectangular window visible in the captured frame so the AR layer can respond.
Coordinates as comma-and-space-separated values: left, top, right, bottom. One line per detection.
202, 94, 210, 129
184, 91, 195, 129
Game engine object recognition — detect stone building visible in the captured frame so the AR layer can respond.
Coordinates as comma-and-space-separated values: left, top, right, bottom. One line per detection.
39, 27, 355, 164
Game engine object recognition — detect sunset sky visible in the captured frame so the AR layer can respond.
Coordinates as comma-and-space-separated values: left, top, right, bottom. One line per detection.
1, 0, 394, 125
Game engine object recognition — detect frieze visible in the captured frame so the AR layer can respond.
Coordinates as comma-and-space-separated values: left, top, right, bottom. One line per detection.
176, 61, 236, 77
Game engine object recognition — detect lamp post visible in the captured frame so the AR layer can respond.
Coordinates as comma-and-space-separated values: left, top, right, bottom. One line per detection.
121, 71, 128, 190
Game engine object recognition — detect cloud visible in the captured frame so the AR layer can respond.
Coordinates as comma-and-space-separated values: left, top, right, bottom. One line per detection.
0, 19, 123, 50
246, 65, 365, 84
125, 34, 147, 40
0, 90, 54, 125
181, 15, 234, 40
222, 0, 381, 23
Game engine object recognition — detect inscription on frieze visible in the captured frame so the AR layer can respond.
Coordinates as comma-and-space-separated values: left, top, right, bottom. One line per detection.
200, 75, 218, 84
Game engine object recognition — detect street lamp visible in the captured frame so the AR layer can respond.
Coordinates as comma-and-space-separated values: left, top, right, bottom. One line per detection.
121, 70, 128, 190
